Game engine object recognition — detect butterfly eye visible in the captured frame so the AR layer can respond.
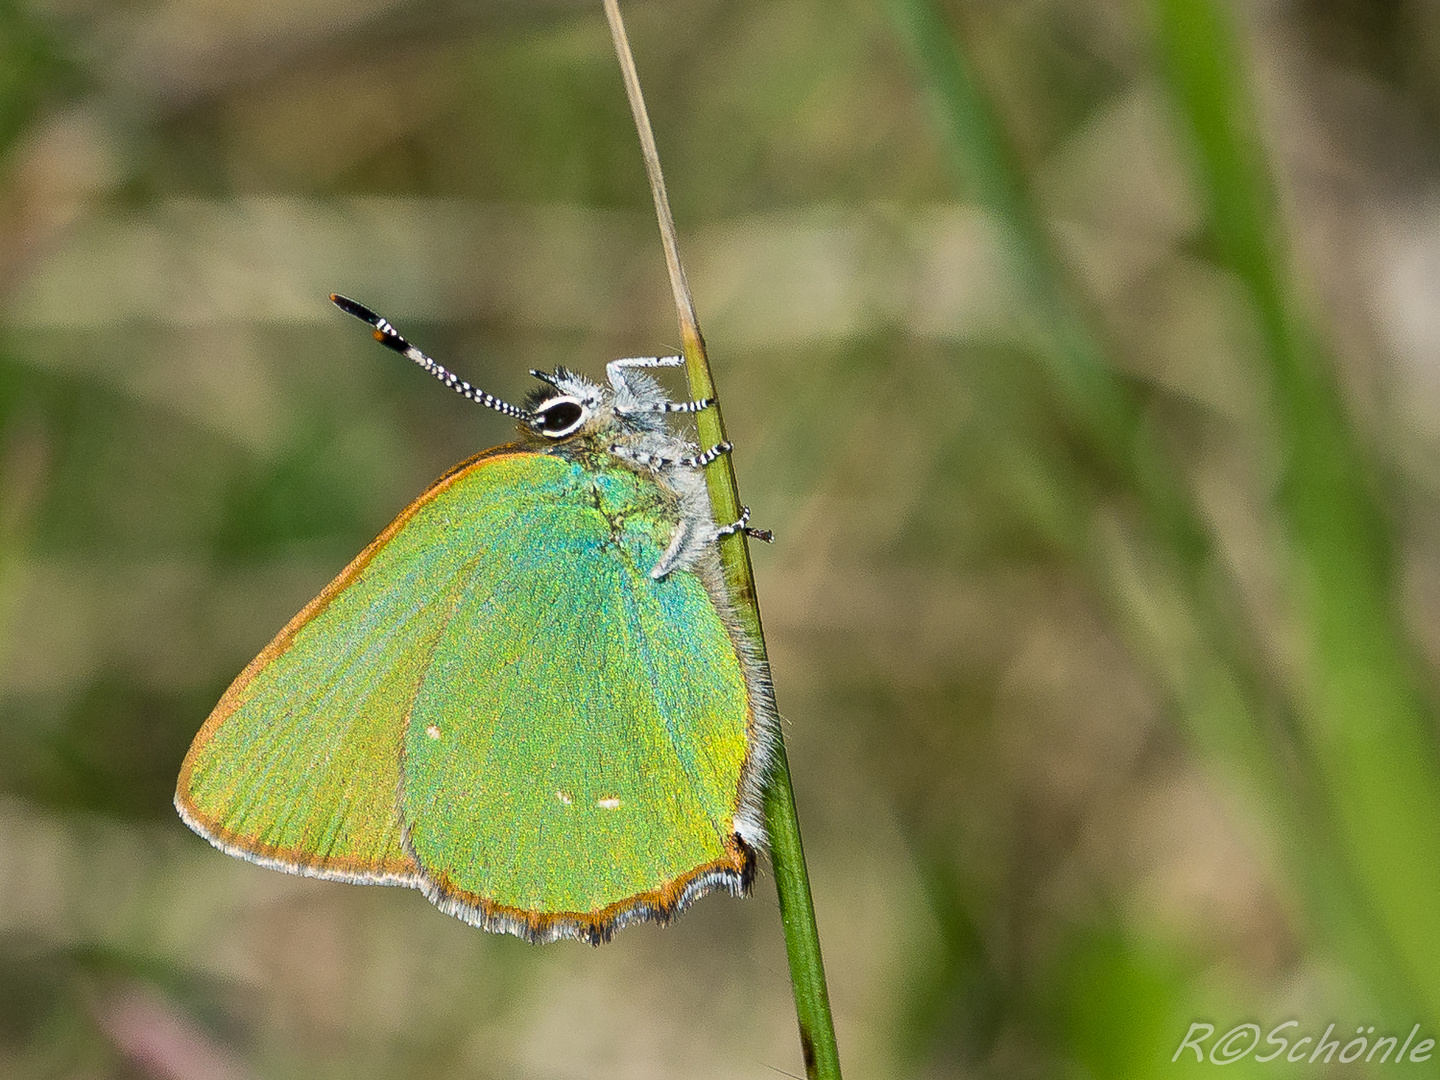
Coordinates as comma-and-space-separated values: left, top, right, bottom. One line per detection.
534, 397, 588, 438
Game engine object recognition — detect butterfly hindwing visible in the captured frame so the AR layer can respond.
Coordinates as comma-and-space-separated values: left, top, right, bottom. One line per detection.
398, 453, 754, 940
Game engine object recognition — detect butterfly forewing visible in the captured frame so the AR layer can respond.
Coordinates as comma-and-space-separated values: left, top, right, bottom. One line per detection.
174, 455, 530, 882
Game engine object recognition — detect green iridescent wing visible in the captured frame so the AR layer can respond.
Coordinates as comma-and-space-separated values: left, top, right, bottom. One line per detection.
177, 450, 756, 941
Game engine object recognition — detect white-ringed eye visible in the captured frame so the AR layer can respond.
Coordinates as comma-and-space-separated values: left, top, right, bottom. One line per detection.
533, 396, 588, 438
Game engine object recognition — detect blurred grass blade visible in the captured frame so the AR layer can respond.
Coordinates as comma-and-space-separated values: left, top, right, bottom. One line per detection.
882, 0, 1128, 437
0, 0, 69, 171
1154, 0, 1440, 1028
883, 0, 1207, 566
885, 0, 1440, 1055
602, 3, 842, 1077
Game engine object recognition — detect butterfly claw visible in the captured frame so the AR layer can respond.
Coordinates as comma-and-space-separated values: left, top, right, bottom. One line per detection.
715, 506, 769, 541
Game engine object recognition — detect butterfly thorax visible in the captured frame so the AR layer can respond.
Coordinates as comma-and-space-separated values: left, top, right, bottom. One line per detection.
516, 365, 718, 579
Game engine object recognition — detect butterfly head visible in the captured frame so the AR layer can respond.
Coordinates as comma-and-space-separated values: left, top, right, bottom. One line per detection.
523, 365, 675, 443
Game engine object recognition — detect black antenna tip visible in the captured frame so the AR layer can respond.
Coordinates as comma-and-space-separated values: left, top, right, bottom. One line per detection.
331, 293, 380, 325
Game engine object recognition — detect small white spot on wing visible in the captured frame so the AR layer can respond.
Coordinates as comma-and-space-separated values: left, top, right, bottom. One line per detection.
597, 797, 621, 810
425, 724, 441, 740
556, 790, 573, 805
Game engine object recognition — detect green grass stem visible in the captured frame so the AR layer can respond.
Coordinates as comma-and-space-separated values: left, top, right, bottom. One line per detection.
602, 3, 843, 1077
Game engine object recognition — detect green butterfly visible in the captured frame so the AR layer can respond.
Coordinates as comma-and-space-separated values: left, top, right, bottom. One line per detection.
176, 295, 775, 944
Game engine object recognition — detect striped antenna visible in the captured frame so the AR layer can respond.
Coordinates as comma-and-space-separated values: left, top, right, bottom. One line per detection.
330, 295, 534, 424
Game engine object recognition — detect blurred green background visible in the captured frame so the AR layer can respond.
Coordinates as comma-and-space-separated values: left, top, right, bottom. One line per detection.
6, 0, 1440, 1076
